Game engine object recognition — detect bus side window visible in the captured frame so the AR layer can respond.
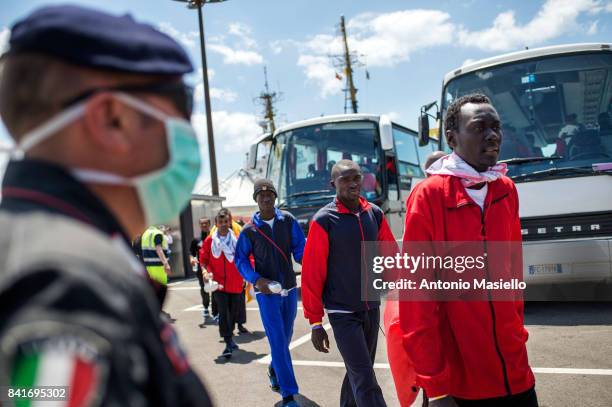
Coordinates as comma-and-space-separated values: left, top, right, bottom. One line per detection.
385, 154, 400, 200
392, 126, 424, 190
417, 141, 436, 169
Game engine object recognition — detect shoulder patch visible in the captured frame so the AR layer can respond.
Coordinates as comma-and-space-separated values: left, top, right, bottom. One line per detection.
1, 322, 110, 407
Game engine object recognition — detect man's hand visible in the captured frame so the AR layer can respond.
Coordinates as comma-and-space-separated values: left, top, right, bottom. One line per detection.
190, 257, 197, 266
163, 262, 171, 276
311, 327, 329, 353
255, 277, 273, 294
429, 396, 459, 407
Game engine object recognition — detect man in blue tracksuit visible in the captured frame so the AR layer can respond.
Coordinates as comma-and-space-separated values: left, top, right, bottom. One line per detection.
235, 179, 306, 407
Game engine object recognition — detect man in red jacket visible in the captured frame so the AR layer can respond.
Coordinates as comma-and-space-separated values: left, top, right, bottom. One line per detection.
201, 210, 244, 359
400, 93, 537, 406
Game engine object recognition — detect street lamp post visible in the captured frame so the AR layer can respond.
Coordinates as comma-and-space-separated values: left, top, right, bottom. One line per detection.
173, 0, 226, 197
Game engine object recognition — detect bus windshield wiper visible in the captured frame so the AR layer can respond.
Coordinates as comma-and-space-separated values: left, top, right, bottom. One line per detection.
510, 165, 612, 182
279, 190, 336, 207
499, 156, 563, 165
285, 190, 334, 199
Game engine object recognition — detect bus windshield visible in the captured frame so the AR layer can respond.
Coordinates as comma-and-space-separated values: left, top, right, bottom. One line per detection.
268, 120, 383, 206
441, 52, 612, 182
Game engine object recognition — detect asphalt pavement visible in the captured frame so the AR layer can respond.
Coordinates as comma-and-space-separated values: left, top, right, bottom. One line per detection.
166, 279, 612, 407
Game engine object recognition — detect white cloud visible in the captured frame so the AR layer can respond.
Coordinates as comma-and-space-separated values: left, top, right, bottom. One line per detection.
297, 55, 343, 98
159, 21, 263, 66
0, 27, 9, 54
587, 20, 599, 34
462, 58, 476, 67
344, 10, 456, 67
457, 0, 607, 52
158, 22, 199, 49
209, 88, 238, 103
191, 110, 261, 193
208, 43, 263, 65
194, 83, 238, 103
296, 10, 455, 98
196, 68, 215, 80
228, 22, 257, 49
192, 111, 261, 154
269, 39, 301, 54
208, 22, 263, 65
589, 1, 612, 13
0, 139, 12, 151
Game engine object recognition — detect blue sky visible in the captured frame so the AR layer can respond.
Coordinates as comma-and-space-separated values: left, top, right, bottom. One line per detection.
1, 0, 611, 193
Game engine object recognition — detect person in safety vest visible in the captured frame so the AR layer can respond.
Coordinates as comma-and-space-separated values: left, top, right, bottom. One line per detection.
141, 225, 173, 318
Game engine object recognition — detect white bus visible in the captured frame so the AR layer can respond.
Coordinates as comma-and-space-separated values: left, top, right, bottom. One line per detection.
420, 43, 612, 287
248, 114, 437, 238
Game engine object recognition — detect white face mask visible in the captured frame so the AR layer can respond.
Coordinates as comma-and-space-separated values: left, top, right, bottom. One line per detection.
13, 92, 202, 226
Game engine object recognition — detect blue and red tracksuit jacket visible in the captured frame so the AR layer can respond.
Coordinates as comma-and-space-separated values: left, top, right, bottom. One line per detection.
302, 197, 397, 325
235, 208, 305, 290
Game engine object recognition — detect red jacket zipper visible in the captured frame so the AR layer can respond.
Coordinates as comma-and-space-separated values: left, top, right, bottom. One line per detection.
481, 201, 512, 396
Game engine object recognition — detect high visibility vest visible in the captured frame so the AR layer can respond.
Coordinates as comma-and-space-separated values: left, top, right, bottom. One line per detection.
141, 226, 169, 285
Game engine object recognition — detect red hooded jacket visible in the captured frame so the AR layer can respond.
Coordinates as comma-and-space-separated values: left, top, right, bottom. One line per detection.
200, 235, 244, 294
399, 174, 535, 400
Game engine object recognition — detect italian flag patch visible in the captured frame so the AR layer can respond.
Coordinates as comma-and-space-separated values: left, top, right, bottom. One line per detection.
10, 337, 105, 407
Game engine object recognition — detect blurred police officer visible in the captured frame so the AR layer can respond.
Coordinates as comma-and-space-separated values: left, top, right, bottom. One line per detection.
0, 5, 212, 406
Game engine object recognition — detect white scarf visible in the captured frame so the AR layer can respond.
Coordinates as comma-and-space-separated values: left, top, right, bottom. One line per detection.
425, 152, 507, 187
211, 230, 237, 262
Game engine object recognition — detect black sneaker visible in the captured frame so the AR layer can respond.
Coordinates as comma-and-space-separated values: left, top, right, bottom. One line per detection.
229, 339, 239, 350
268, 365, 280, 393
222, 345, 233, 359
238, 324, 250, 334
281, 396, 299, 407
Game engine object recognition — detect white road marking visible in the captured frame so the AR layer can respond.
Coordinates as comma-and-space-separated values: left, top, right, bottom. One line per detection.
168, 278, 196, 287
257, 323, 332, 365
289, 360, 389, 369
276, 361, 612, 376
184, 304, 205, 312
176, 294, 612, 378
531, 367, 612, 376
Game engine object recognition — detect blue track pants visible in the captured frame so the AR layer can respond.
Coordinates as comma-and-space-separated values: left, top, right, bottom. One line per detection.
256, 288, 299, 398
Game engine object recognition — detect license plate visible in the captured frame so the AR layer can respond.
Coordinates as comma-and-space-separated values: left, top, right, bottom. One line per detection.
528, 263, 564, 275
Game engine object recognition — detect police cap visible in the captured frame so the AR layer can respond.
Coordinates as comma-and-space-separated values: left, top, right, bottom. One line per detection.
7, 4, 193, 75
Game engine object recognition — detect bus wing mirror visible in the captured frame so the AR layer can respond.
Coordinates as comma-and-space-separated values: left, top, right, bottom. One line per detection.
247, 133, 273, 170
379, 115, 394, 150
418, 112, 430, 147
247, 143, 258, 169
